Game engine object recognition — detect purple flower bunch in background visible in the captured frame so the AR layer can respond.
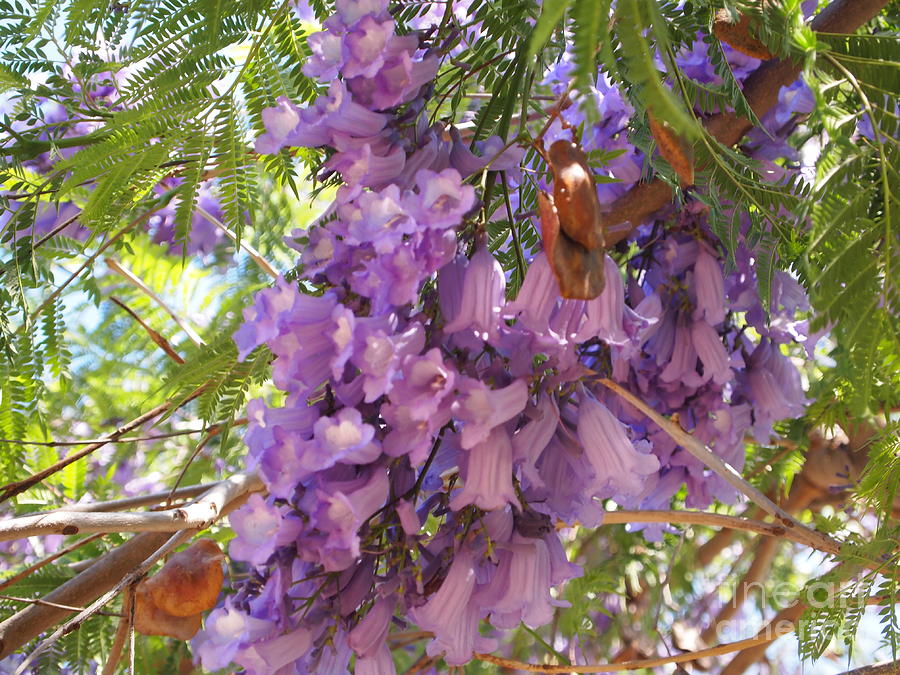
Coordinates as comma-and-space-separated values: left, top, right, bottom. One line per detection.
0, 69, 227, 256
197, 3, 818, 671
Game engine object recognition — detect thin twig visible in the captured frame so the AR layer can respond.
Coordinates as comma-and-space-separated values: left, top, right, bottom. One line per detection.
105, 258, 205, 346
0, 418, 245, 448
0, 594, 120, 617
101, 584, 135, 675
473, 626, 792, 673
194, 206, 278, 279
41, 480, 234, 515
601, 510, 839, 555
166, 428, 219, 505
0, 384, 208, 504
594, 378, 839, 554
109, 296, 185, 364
26, 210, 153, 326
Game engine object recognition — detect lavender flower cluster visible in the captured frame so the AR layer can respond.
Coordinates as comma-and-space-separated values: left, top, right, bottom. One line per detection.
195, 2, 818, 672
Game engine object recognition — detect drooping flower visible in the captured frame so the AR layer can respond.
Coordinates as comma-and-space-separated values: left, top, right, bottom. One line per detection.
576, 391, 660, 499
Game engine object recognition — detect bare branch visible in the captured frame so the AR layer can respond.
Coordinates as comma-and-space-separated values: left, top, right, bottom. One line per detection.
194, 206, 278, 280
0, 472, 259, 660
110, 296, 185, 364
105, 257, 205, 347
0, 472, 264, 541
595, 378, 840, 554
0, 531, 170, 659
602, 510, 838, 555
474, 625, 792, 673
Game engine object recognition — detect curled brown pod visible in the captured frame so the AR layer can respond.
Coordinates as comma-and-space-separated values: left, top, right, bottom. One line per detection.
547, 139, 606, 252
539, 191, 606, 300
133, 583, 203, 640
144, 538, 225, 617
712, 8, 774, 60
648, 112, 695, 188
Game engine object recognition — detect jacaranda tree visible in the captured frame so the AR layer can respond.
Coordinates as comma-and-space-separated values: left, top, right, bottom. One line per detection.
0, 0, 898, 672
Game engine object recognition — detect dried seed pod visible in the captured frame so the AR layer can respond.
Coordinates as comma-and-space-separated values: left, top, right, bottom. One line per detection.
133, 583, 202, 640
648, 113, 695, 187
712, 9, 774, 60
548, 140, 606, 251
539, 191, 606, 300
144, 538, 224, 617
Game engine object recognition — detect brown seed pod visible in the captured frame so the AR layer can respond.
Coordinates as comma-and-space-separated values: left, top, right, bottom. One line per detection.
712, 9, 774, 60
133, 583, 202, 640
547, 139, 606, 252
539, 191, 606, 300
647, 112, 695, 188
143, 538, 225, 617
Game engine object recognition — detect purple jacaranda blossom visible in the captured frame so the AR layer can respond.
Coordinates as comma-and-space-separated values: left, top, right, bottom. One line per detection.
443, 247, 505, 342
193, 601, 276, 671
381, 401, 443, 465
577, 391, 660, 498
334, 0, 389, 27
350, 51, 438, 110
504, 252, 560, 333
410, 549, 495, 665
387, 348, 456, 421
452, 377, 528, 449
341, 14, 393, 79
577, 255, 627, 344
266, 298, 356, 391
659, 321, 704, 388
244, 397, 318, 456
351, 320, 425, 401
691, 320, 733, 385
355, 645, 397, 675
349, 595, 395, 658
693, 245, 727, 325
234, 625, 315, 675
484, 532, 572, 629
406, 168, 475, 229
396, 498, 421, 535
450, 427, 519, 511
314, 407, 381, 465
301, 466, 390, 571
339, 184, 414, 252
512, 394, 559, 489
326, 139, 406, 189
304, 29, 344, 80
229, 493, 283, 567
255, 96, 301, 154
532, 435, 606, 527
257, 428, 316, 499
742, 340, 806, 438
233, 277, 310, 360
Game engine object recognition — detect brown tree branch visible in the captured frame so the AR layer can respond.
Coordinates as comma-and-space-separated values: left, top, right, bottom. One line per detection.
0, 531, 171, 659
603, 0, 891, 245
0, 473, 259, 660
0, 472, 263, 541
